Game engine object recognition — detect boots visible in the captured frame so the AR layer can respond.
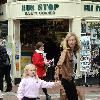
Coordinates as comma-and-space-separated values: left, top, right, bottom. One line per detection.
46, 94, 51, 100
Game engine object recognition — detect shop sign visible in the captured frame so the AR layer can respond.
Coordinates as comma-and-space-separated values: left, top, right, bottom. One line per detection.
84, 4, 100, 12
22, 4, 59, 15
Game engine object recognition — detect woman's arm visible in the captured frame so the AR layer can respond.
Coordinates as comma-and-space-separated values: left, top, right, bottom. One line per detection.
54, 50, 67, 80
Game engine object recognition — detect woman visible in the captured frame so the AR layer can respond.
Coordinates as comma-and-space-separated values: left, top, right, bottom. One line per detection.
32, 42, 51, 100
55, 32, 80, 100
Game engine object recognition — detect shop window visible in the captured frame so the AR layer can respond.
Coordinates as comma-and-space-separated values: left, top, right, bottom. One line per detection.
20, 19, 69, 49
0, 21, 8, 38
81, 20, 100, 76
92, 0, 100, 1
0, 0, 7, 4
20, 19, 68, 74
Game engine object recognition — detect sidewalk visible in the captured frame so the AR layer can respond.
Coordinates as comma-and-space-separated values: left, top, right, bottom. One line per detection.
2, 85, 100, 100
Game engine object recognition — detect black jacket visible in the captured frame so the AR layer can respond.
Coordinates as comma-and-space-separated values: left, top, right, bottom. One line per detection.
0, 46, 10, 68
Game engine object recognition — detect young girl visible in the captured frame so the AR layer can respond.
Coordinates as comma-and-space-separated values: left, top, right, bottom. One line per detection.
17, 64, 60, 100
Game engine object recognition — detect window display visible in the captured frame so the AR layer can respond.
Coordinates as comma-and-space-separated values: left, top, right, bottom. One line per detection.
80, 34, 91, 72
81, 20, 100, 76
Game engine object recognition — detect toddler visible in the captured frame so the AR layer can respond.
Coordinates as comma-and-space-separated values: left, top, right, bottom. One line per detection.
17, 64, 60, 100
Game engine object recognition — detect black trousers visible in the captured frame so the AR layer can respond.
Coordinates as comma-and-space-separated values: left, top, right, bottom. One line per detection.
61, 78, 78, 100
0, 67, 12, 91
22, 97, 36, 100
46, 65, 55, 81
98, 68, 100, 85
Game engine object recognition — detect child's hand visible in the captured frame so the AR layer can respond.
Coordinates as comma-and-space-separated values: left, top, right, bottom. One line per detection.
54, 81, 61, 86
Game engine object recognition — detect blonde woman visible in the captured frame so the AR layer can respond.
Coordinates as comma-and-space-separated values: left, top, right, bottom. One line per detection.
17, 64, 60, 100
55, 32, 80, 100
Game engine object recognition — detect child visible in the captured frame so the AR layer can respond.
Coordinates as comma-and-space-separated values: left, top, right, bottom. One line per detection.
17, 64, 60, 100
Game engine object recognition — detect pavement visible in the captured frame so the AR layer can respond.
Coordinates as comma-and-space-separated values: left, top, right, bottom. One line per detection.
1, 84, 100, 100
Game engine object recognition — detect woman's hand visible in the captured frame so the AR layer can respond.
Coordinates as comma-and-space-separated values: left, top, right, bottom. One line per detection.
54, 74, 59, 81
54, 81, 61, 86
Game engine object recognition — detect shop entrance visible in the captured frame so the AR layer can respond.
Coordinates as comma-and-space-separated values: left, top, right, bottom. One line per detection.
20, 19, 69, 72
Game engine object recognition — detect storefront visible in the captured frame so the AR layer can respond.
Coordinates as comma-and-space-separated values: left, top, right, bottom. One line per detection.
2, 1, 100, 83
80, 2, 100, 76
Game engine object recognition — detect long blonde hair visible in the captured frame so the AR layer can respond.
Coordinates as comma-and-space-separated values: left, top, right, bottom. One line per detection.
23, 64, 37, 78
60, 32, 81, 53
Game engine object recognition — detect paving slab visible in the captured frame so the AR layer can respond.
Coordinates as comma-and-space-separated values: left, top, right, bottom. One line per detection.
1, 85, 100, 100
